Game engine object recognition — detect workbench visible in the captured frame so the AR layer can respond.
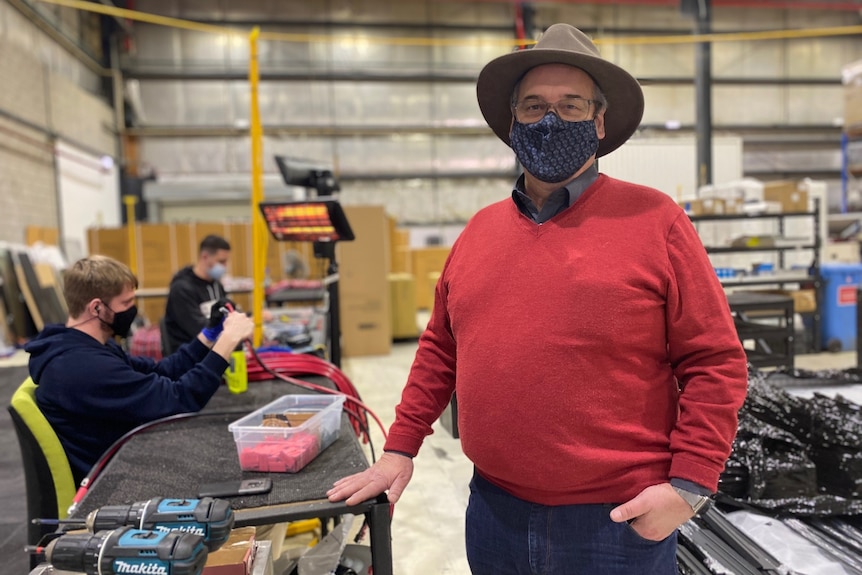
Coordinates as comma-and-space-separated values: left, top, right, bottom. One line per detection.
68, 377, 392, 574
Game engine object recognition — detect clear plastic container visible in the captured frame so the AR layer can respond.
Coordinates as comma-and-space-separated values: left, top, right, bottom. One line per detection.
228, 394, 346, 473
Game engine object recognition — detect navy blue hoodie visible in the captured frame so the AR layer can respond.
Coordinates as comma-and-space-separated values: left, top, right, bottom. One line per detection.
27, 325, 229, 482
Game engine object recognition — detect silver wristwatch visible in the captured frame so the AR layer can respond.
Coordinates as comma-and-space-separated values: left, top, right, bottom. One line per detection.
673, 486, 711, 515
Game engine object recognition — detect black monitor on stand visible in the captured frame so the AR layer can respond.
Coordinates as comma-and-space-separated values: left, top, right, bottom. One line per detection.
264, 157, 353, 367
275, 155, 341, 196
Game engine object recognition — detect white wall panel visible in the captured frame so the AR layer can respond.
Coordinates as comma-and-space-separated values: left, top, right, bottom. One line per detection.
642, 86, 696, 126
340, 177, 512, 224
332, 82, 432, 125
615, 43, 694, 79
784, 85, 844, 126
714, 86, 788, 125
431, 31, 516, 71
182, 82, 232, 125
713, 40, 784, 78
56, 141, 120, 260
432, 84, 484, 126
264, 136, 335, 172
125, 1, 862, 230
598, 135, 743, 200
133, 26, 182, 64
335, 135, 433, 174
138, 81, 184, 124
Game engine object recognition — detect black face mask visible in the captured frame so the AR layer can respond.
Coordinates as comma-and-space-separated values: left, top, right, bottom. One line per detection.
99, 301, 138, 338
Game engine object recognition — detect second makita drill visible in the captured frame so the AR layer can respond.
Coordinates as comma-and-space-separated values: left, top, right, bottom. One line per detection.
41, 526, 208, 575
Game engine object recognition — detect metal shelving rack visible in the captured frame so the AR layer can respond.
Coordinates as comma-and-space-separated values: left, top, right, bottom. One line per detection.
726, 292, 796, 369
690, 199, 822, 353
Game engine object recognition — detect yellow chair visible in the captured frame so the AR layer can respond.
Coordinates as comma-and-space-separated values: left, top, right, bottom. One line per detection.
7, 377, 76, 553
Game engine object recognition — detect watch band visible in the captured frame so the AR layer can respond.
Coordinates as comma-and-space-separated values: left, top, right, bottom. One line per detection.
673, 486, 711, 515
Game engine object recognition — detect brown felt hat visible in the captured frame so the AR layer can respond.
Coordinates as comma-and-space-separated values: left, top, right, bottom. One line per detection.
477, 23, 644, 158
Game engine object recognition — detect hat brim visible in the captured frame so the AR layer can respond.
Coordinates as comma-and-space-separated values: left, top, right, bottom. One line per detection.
477, 47, 644, 158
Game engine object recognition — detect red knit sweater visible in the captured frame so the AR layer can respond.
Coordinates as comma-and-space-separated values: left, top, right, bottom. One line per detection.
384, 174, 748, 506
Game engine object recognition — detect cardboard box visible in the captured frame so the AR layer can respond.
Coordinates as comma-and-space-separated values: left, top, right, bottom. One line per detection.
339, 205, 392, 357
723, 197, 745, 214
392, 245, 412, 274
411, 247, 451, 310
824, 241, 861, 263
698, 178, 763, 204
679, 197, 739, 216
763, 180, 809, 213
203, 527, 256, 575
702, 197, 726, 214
756, 289, 817, 313
386, 218, 412, 274
389, 273, 419, 339
845, 83, 862, 129
26, 225, 59, 246
87, 227, 129, 263
341, 293, 391, 356
678, 199, 704, 215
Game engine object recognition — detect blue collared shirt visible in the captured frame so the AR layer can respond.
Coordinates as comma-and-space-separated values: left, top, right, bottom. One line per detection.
511, 164, 599, 223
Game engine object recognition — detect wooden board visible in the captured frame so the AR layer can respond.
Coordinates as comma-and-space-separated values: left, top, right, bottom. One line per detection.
26, 225, 59, 246
138, 224, 176, 287
34, 263, 68, 315
18, 252, 66, 326
12, 251, 44, 331
87, 227, 129, 264
0, 295, 12, 347
0, 249, 27, 340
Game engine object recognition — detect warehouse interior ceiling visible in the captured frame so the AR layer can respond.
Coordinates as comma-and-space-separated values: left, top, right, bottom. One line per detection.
5, 0, 862, 222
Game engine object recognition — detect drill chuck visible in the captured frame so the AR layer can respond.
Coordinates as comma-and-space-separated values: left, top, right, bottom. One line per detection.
45, 526, 208, 575
85, 497, 234, 551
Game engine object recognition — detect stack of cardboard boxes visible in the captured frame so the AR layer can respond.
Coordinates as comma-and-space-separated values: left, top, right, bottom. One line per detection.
86, 208, 459, 358
338, 205, 392, 357
845, 59, 862, 134
681, 178, 809, 216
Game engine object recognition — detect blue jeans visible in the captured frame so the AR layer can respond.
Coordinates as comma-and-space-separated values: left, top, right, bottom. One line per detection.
465, 471, 678, 575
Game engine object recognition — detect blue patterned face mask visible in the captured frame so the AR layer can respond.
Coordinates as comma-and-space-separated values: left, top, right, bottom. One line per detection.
510, 113, 599, 184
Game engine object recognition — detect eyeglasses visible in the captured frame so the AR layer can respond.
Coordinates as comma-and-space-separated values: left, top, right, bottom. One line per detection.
513, 97, 597, 124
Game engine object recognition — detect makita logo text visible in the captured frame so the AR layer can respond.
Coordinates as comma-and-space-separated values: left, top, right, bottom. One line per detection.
114, 560, 168, 575
155, 524, 205, 536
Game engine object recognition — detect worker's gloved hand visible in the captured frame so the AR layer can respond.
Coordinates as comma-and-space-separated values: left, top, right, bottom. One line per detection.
201, 299, 232, 342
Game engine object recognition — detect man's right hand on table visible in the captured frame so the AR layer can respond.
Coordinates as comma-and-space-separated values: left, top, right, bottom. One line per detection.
327, 452, 414, 506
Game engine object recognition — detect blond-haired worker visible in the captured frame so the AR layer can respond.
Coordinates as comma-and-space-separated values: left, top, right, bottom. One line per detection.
26, 255, 254, 483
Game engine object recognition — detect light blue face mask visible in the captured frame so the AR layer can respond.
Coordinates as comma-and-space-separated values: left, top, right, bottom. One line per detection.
207, 263, 226, 281
510, 113, 599, 184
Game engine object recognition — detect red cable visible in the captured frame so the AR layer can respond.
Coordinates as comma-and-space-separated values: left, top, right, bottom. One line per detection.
246, 352, 369, 438
225, 302, 386, 443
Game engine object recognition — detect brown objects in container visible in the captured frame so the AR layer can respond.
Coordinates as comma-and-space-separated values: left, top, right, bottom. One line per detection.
284, 411, 316, 427
262, 413, 291, 427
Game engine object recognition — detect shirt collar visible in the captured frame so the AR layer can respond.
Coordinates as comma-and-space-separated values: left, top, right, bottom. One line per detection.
511, 163, 599, 223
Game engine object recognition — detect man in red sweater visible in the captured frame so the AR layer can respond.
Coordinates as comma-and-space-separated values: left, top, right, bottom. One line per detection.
328, 23, 747, 574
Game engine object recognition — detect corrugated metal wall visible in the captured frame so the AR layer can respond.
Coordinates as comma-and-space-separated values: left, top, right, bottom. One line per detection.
123, 0, 862, 222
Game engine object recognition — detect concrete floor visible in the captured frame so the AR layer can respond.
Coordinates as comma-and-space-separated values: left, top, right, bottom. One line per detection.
1, 342, 859, 574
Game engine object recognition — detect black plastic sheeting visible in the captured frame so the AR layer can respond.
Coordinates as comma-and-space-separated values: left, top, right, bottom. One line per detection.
672, 366, 862, 574
719, 366, 862, 516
